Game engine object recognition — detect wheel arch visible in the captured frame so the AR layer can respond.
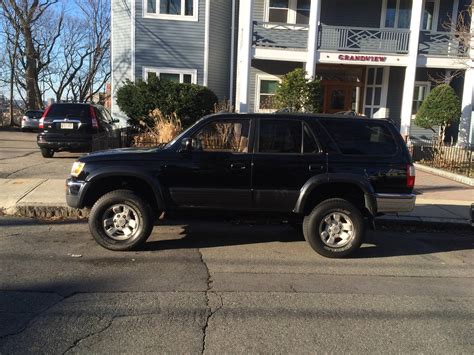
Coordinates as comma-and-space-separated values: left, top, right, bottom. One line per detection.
294, 174, 376, 216
82, 171, 164, 211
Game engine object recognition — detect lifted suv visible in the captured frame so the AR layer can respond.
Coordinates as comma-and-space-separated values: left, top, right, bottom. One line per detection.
66, 113, 416, 258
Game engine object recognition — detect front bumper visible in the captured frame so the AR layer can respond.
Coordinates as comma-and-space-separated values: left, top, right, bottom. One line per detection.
376, 193, 416, 213
66, 179, 88, 208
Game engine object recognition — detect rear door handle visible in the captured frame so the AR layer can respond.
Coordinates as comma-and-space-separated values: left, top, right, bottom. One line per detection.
309, 164, 325, 172
230, 163, 246, 170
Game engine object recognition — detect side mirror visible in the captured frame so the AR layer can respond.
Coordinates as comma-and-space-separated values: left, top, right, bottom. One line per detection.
181, 138, 194, 153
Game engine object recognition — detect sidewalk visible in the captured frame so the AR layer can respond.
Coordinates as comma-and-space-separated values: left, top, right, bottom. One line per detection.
0, 171, 473, 224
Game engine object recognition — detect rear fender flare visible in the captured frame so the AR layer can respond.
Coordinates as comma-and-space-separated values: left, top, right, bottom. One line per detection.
293, 173, 376, 215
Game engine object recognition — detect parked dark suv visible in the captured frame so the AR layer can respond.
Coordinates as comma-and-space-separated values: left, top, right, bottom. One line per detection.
66, 113, 416, 258
37, 103, 120, 158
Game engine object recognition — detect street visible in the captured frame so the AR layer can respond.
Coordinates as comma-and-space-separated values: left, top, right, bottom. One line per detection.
0, 129, 79, 179
1, 217, 472, 353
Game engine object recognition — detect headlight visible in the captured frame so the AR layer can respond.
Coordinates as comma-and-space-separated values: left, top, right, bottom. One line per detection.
71, 162, 85, 177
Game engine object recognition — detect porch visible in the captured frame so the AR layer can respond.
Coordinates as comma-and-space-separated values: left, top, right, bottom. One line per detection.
253, 21, 468, 57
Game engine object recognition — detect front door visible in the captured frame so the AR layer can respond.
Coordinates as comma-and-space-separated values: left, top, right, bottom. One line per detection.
164, 118, 253, 210
323, 85, 353, 114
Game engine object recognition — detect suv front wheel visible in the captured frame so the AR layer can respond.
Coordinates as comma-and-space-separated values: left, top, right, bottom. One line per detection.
89, 189, 154, 251
303, 198, 365, 258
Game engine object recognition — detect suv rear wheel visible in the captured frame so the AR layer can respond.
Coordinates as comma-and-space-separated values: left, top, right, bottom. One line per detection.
303, 198, 365, 258
40, 148, 54, 158
89, 189, 154, 251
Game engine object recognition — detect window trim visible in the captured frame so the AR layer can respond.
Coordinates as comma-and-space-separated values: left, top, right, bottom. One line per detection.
411, 81, 431, 117
264, 0, 310, 25
143, 0, 199, 22
255, 74, 281, 113
421, 0, 440, 31
143, 67, 198, 84
380, 0, 413, 29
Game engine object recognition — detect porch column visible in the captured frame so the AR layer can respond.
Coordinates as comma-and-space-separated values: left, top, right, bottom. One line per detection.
305, 0, 321, 79
235, 0, 254, 113
458, 14, 474, 146
399, 0, 424, 139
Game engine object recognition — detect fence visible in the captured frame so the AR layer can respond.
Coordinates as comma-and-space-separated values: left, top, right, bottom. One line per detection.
410, 141, 473, 177
91, 127, 137, 151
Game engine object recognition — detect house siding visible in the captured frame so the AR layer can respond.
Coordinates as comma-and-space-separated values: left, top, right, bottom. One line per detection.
134, 0, 206, 84
111, 0, 132, 122
249, 60, 304, 112
320, 0, 382, 28
387, 67, 404, 129
254, 0, 265, 21
208, 0, 233, 101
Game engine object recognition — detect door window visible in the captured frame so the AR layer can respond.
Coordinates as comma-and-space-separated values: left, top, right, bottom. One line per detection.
193, 120, 250, 153
364, 67, 384, 118
259, 120, 302, 154
303, 123, 319, 153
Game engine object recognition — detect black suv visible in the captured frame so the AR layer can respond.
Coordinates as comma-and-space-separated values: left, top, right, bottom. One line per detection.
37, 103, 120, 158
66, 113, 416, 258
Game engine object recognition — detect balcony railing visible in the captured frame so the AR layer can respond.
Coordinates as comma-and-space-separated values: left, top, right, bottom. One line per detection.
253, 21, 308, 50
318, 25, 410, 54
419, 31, 468, 57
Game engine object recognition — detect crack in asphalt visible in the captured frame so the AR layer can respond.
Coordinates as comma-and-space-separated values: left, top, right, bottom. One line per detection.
197, 247, 224, 355
0, 291, 67, 341
62, 316, 114, 354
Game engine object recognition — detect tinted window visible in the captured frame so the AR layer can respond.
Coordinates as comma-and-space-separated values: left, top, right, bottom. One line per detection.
25, 110, 44, 118
46, 104, 90, 120
193, 120, 250, 153
259, 120, 302, 154
322, 120, 397, 156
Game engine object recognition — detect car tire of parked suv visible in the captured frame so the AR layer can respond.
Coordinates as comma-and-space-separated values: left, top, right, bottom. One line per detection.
40, 148, 54, 158
89, 189, 154, 251
303, 198, 365, 258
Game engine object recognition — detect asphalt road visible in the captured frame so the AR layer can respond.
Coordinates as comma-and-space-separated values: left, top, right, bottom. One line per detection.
0, 217, 472, 353
0, 129, 80, 179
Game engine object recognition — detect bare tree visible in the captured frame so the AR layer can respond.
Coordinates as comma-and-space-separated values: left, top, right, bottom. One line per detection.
68, 0, 111, 103
0, 0, 63, 110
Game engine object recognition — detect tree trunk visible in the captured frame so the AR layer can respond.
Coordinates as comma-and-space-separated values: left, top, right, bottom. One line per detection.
23, 26, 40, 110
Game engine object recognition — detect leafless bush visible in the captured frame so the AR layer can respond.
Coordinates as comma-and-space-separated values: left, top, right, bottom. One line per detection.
133, 109, 183, 147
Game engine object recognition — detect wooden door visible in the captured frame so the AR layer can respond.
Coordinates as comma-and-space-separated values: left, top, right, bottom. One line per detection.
323, 85, 353, 114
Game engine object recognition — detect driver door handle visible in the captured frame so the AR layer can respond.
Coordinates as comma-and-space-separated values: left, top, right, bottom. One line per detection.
230, 163, 246, 170
309, 164, 325, 172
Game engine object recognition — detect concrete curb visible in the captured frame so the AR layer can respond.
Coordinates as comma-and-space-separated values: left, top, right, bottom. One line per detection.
377, 215, 470, 226
12, 205, 89, 219
414, 163, 474, 187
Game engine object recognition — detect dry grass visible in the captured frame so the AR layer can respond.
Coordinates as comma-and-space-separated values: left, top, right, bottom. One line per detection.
133, 109, 183, 147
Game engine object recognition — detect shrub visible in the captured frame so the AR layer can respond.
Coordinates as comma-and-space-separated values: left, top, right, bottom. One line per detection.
415, 84, 461, 142
275, 68, 323, 113
116, 76, 218, 128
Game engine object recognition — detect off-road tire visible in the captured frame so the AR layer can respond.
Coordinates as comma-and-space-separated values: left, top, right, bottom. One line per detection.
89, 189, 154, 251
40, 148, 54, 158
303, 198, 365, 258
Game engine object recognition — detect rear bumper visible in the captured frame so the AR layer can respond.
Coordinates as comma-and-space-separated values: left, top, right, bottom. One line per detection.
66, 179, 88, 208
37, 134, 91, 151
376, 193, 416, 213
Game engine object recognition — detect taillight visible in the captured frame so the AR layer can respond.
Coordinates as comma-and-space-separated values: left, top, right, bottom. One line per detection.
407, 164, 416, 189
90, 107, 99, 130
39, 106, 50, 129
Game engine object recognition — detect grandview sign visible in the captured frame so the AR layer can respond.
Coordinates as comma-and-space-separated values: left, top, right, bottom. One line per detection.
338, 54, 388, 62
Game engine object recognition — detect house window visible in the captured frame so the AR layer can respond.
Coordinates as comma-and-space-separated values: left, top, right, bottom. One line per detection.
382, 0, 411, 29
412, 82, 431, 115
145, 0, 197, 21
143, 67, 197, 84
364, 67, 384, 118
257, 76, 280, 112
267, 0, 311, 25
422, 0, 439, 31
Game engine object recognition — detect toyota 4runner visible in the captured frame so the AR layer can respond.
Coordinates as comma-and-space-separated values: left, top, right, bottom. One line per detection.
66, 113, 416, 258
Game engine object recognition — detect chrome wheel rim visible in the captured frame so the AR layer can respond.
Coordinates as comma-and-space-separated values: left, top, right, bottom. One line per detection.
102, 204, 140, 241
319, 212, 354, 248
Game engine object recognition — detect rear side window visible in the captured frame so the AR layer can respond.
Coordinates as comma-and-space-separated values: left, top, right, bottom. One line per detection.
322, 120, 397, 156
259, 120, 302, 154
46, 104, 90, 120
